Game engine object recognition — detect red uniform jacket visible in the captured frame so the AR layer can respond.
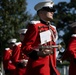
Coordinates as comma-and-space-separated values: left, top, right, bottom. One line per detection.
21, 21, 60, 75
62, 34, 76, 75
3, 48, 16, 70
12, 42, 28, 75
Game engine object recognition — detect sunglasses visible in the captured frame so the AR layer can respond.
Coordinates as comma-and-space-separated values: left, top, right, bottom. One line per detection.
42, 7, 55, 12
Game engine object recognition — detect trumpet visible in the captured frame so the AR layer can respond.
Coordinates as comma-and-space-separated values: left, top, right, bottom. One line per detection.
39, 44, 62, 50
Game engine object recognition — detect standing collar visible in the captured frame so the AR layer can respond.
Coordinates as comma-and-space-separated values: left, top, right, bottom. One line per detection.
40, 19, 51, 25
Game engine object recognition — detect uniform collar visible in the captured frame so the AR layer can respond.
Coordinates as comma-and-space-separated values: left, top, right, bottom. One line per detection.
40, 19, 51, 25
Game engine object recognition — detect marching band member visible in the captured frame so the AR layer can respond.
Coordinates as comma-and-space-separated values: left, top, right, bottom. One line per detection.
61, 22, 76, 75
3, 39, 17, 75
21, 1, 60, 75
12, 29, 28, 75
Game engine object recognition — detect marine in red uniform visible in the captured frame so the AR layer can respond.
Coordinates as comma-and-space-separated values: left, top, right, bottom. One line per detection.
21, 1, 60, 75
3, 39, 17, 75
61, 22, 76, 75
12, 29, 28, 75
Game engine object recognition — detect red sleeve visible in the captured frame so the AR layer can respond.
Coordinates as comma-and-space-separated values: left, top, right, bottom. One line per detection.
67, 37, 76, 59
21, 24, 38, 55
62, 37, 76, 61
12, 45, 20, 64
3, 50, 10, 61
3, 50, 11, 69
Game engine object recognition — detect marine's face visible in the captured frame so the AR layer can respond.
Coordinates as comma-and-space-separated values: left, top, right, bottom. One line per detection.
39, 8, 54, 21
45, 11, 54, 20
9, 43, 15, 49
20, 34, 25, 41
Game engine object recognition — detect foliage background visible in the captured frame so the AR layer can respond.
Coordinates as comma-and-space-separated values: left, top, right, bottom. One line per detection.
0, 0, 32, 60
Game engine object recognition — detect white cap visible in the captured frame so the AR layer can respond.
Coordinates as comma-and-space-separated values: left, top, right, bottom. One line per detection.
18, 29, 27, 34
7, 38, 17, 44
34, 1, 54, 11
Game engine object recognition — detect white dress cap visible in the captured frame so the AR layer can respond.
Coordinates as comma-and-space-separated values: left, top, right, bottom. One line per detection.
18, 28, 27, 34
8, 38, 17, 43
34, 1, 54, 11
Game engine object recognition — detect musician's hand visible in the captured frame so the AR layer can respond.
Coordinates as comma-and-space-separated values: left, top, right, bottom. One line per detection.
20, 59, 28, 66
17, 59, 28, 68
37, 49, 53, 57
44, 49, 54, 55
37, 51, 44, 57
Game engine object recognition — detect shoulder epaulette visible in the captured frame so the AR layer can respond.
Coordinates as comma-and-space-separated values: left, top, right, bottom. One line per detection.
15, 42, 21, 46
5, 48, 10, 50
30, 21, 40, 24
71, 34, 76, 37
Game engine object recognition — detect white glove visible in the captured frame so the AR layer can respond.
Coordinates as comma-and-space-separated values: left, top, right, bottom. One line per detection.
20, 59, 28, 66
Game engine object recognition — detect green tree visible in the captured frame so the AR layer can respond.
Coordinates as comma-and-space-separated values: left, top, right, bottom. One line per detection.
0, 0, 32, 60
54, 1, 76, 48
